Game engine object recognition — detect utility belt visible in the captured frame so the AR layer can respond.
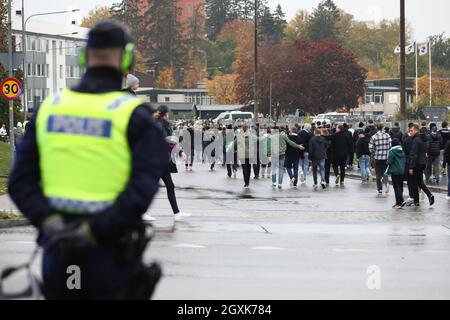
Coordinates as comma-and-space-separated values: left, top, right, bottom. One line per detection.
50, 212, 154, 265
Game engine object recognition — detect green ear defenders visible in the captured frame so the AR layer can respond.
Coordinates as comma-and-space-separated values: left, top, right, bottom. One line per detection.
79, 43, 135, 74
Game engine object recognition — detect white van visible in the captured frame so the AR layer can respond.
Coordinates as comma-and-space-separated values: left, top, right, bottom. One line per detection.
213, 112, 254, 125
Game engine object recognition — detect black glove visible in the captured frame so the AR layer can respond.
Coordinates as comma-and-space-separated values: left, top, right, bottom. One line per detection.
47, 221, 97, 256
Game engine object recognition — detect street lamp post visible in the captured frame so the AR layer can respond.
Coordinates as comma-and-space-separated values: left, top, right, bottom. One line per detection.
253, 0, 259, 119
18, 5, 80, 121
269, 70, 292, 120
399, 0, 407, 131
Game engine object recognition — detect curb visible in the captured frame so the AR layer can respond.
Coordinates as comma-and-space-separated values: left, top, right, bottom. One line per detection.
0, 219, 30, 229
346, 173, 447, 194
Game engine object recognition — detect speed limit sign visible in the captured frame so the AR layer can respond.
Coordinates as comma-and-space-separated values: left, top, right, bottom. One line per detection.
1, 77, 23, 101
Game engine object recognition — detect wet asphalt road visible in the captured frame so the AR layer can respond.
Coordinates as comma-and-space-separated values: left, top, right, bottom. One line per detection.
1, 163, 450, 299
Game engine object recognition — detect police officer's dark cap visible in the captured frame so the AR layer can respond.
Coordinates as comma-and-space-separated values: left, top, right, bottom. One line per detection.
87, 21, 133, 49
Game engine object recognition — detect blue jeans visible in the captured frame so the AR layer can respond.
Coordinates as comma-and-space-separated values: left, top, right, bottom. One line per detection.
286, 156, 299, 185
300, 152, 309, 179
272, 155, 286, 186
359, 155, 370, 182
312, 159, 325, 185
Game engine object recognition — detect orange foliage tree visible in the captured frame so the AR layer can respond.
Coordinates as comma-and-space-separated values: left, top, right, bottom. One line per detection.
205, 74, 238, 104
155, 68, 176, 89
416, 76, 450, 107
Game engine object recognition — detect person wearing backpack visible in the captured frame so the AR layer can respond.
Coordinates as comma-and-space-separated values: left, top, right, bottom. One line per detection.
385, 138, 406, 209
426, 124, 443, 184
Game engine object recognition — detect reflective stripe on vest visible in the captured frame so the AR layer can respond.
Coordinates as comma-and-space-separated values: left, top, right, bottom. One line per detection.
36, 89, 143, 215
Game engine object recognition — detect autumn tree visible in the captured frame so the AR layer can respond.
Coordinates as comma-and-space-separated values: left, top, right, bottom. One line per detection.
205, 74, 238, 104
81, 6, 112, 28
0, 0, 6, 52
154, 67, 176, 89
235, 40, 367, 115
416, 76, 450, 107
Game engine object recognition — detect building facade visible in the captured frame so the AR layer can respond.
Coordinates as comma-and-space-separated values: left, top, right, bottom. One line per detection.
11, 16, 88, 110
352, 78, 416, 116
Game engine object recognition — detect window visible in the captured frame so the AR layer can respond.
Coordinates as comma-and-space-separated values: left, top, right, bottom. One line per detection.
165, 97, 170, 102
45, 40, 50, 53
365, 93, 373, 104
374, 92, 383, 104
27, 63, 32, 76
37, 39, 41, 52
59, 41, 63, 55
31, 38, 36, 51
59, 65, 63, 79
37, 64, 41, 77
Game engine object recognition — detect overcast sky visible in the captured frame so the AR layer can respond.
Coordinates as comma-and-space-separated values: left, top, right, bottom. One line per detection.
13, 0, 450, 42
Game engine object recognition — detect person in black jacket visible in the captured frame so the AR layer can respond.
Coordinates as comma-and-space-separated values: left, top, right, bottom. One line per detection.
326, 124, 352, 186
425, 125, 443, 183
147, 106, 191, 222
402, 122, 418, 205
309, 129, 328, 189
439, 121, 450, 176
286, 126, 303, 188
389, 122, 403, 143
355, 128, 371, 183
407, 124, 434, 206
445, 139, 450, 199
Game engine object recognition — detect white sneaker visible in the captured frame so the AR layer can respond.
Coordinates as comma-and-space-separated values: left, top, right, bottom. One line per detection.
300, 172, 305, 183
142, 213, 156, 222
272, 184, 277, 189
404, 198, 414, 207
174, 212, 191, 221
290, 178, 295, 188
233, 170, 237, 179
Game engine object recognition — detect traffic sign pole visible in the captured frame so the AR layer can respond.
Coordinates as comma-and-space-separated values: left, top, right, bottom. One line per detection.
8, 0, 15, 165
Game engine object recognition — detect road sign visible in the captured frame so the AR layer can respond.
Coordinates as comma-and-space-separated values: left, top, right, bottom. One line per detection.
1, 77, 22, 101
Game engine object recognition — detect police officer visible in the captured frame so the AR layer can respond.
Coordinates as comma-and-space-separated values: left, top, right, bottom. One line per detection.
23, 108, 34, 134
8, 21, 168, 299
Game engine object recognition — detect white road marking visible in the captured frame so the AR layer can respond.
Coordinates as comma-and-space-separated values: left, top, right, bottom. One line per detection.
332, 248, 369, 252
172, 244, 206, 249
251, 246, 285, 250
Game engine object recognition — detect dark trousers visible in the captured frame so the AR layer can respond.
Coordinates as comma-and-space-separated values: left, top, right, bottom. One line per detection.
348, 152, 354, 167
242, 160, 252, 186
325, 158, 331, 184
286, 156, 300, 185
404, 165, 415, 199
161, 173, 179, 214
253, 161, 260, 178
332, 155, 347, 182
226, 153, 237, 177
409, 165, 433, 204
391, 174, 404, 205
375, 160, 388, 191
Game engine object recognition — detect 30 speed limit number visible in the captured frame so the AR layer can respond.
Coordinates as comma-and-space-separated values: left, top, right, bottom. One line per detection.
1, 77, 23, 101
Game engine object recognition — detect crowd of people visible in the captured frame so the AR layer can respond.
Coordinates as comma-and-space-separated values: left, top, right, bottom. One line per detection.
165, 118, 450, 208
